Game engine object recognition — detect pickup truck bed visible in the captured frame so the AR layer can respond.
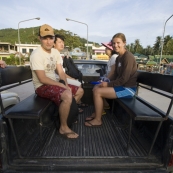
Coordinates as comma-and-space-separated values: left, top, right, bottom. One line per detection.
0, 65, 172, 173
4, 104, 167, 172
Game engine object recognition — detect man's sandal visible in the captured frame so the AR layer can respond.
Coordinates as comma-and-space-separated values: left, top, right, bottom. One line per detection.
78, 108, 83, 114
59, 131, 79, 139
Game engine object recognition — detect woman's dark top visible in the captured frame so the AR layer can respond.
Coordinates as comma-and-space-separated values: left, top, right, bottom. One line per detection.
108, 50, 138, 88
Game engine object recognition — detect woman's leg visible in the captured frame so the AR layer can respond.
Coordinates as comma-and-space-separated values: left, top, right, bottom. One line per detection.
103, 98, 110, 108
85, 87, 116, 126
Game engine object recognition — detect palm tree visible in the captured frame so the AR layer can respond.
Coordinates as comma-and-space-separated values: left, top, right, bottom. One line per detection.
126, 44, 130, 51
153, 36, 161, 55
146, 45, 153, 55
130, 43, 135, 53
166, 38, 173, 55
134, 39, 140, 53
163, 35, 172, 55
134, 39, 143, 54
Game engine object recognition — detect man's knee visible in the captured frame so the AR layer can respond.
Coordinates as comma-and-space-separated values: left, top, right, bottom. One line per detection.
77, 87, 84, 96
61, 90, 72, 103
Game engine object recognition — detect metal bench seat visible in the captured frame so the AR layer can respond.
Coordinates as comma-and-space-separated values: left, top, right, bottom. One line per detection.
118, 97, 163, 121
5, 93, 51, 119
114, 71, 173, 156
0, 66, 54, 158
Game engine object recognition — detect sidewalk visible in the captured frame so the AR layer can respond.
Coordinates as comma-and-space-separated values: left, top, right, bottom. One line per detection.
8, 82, 173, 117
9, 82, 35, 101
138, 87, 173, 117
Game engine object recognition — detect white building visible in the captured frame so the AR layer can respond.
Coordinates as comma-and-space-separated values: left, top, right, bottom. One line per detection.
0, 42, 16, 59
0, 42, 41, 59
15, 43, 40, 57
92, 45, 108, 60
1, 42, 108, 60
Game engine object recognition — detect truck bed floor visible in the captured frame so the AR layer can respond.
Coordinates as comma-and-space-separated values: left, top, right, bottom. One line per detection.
8, 106, 163, 172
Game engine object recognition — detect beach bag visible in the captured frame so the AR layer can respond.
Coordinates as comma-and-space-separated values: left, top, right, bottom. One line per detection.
63, 56, 83, 83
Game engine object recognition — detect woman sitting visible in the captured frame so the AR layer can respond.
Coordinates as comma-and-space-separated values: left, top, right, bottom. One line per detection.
85, 33, 138, 127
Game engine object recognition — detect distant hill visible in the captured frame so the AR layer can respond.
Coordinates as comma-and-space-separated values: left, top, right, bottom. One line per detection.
0, 27, 99, 49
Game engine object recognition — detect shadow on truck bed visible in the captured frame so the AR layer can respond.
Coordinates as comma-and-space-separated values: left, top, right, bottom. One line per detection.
5, 103, 166, 172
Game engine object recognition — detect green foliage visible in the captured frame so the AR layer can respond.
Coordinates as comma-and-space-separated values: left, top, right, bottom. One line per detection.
1, 54, 25, 65
0, 28, 18, 44
150, 55, 173, 63
148, 55, 155, 60
0, 28, 173, 64
128, 36, 173, 64
72, 56, 78, 59
0, 27, 98, 49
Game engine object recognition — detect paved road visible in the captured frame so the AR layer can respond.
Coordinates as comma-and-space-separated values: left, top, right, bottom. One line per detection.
138, 87, 173, 117
9, 82, 35, 101
8, 82, 173, 117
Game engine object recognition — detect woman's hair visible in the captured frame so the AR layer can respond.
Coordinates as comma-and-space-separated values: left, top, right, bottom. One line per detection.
112, 33, 126, 43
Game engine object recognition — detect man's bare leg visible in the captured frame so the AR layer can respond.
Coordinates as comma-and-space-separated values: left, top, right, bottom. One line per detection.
74, 87, 84, 103
59, 90, 79, 138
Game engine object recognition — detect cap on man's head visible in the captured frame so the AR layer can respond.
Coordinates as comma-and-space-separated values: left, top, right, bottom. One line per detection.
39, 24, 54, 37
101, 42, 113, 50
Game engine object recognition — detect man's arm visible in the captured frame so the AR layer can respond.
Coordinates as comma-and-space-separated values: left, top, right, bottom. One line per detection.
56, 64, 68, 86
35, 70, 67, 89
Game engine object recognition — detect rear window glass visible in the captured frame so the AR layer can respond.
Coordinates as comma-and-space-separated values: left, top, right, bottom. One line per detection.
75, 63, 106, 76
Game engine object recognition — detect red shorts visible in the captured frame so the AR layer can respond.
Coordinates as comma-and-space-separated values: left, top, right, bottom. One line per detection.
35, 84, 79, 106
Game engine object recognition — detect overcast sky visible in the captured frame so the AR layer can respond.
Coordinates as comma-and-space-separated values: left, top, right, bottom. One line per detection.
0, 0, 173, 47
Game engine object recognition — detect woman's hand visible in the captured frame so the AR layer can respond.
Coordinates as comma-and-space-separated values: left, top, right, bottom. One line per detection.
100, 82, 108, 87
